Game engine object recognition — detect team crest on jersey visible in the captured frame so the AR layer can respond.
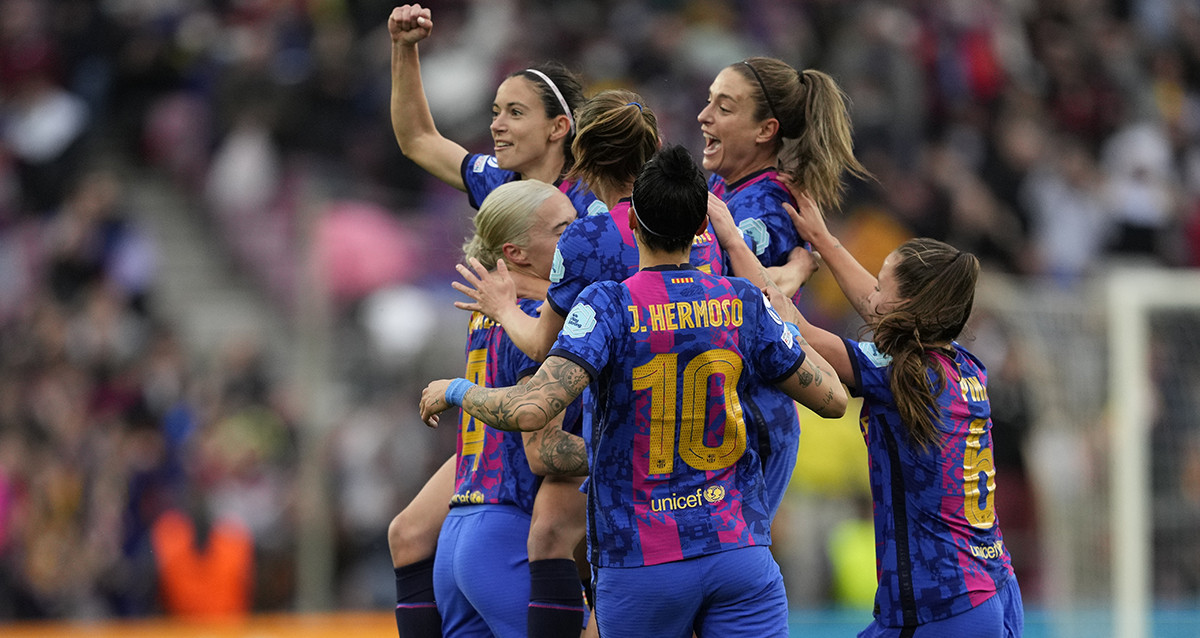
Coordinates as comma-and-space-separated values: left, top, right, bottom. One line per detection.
858, 342, 892, 367
563, 303, 597, 338
586, 200, 609, 216
738, 218, 770, 256
550, 248, 565, 283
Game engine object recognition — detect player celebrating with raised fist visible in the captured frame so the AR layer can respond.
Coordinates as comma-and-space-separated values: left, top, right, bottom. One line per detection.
421, 145, 847, 638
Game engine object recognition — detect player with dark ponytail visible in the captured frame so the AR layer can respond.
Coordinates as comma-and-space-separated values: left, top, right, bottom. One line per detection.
420, 144, 847, 638
388, 4, 596, 215
718, 187, 1024, 637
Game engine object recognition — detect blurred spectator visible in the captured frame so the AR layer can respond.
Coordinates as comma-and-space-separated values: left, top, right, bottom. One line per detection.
1, 0, 1200, 622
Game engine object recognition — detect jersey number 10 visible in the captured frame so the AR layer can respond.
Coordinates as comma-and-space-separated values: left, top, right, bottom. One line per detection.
633, 349, 747, 476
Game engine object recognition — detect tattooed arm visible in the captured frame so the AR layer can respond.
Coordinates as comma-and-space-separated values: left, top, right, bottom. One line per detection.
522, 422, 588, 477
774, 334, 848, 418
763, 286, 854, 395
513, 373, 589, 476
420, 356, 592, 432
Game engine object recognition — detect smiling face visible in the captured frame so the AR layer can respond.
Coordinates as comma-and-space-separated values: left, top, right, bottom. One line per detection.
521, 191, 575, 279
697, 66, 778, 184
490, 76, 560, 174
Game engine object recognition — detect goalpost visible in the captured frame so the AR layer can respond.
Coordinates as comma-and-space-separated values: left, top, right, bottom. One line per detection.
971, 266, 1200, 637
1107, 267, 1200, 638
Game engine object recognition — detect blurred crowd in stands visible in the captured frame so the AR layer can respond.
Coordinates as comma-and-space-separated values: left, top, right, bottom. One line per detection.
2, 0, 1200, 621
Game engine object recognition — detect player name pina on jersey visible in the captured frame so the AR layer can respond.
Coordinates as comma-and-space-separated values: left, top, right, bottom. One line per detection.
627, 298, 744, 333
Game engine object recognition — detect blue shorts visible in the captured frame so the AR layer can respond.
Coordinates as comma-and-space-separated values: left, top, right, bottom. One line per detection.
594, 546, 788, 638
858, 576, 1024, 638
434, 505, 531, 638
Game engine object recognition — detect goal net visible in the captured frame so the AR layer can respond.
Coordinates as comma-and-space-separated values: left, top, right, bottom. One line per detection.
973, 267, 1200, 638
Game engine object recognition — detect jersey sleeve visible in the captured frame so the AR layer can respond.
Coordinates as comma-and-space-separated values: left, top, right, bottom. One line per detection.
734, 186, 803, 268
460, 153, 516, 209
546, 282, 622, 381
545, 216, 608, 317
845, 337, 893, 402
742, 285, 806, 383
498, 299, 544, 383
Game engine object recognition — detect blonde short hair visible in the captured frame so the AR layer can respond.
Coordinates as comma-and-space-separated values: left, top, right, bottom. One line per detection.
463, 180, 563, 270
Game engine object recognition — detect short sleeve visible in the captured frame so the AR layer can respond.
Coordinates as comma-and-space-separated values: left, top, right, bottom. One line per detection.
546, 216, 614, 317
546, 282, 624, 381
845, 338, 893, 402
460, 154, 516, 209
743, 286, 806, 383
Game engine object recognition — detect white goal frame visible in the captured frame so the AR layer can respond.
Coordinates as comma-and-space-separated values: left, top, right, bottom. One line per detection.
1107, 267, 1200, 638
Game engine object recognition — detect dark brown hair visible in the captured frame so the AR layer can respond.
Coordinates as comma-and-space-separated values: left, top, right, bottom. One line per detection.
511, 62, 586, 172
733, 58, 870, 214
566, 89, 659, 197
870, 238, 980, 451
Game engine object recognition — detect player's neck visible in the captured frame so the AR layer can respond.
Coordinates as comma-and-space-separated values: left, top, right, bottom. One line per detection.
509, 269, 550, 302
520, 155, 565, 186
637, 246, 691, 271
594, 182, 633, 209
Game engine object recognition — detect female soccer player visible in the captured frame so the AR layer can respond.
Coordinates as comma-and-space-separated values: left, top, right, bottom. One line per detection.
722, 188, 1024, 637
430, 180, 586, 638
699, 58, 867, 281
387, 7, 595, 636
420, 145, 848, 637
453, 89, 724, 362
697, 58, 870, 515
388, 4, 597, 214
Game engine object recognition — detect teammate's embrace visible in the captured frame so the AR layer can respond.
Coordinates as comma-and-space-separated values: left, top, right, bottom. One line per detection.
420, 145, 847, 638
755, 189, 1025, 638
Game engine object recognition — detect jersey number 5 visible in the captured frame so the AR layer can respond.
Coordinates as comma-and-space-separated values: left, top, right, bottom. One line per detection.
459, 348, 487, 471
633, 349, 747, 476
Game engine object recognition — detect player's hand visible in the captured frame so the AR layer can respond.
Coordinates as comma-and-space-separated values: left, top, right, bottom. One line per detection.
781, 187, 831, 246
419, 379, 452, 427
388, 4, 433, 45
705, 192, 740, 246
765, 246, 819, 295
453, 257, 519, 322
763, 283, 802, 326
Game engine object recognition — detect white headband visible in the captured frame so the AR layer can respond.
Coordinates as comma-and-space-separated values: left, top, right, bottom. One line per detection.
524, 68, 575, 135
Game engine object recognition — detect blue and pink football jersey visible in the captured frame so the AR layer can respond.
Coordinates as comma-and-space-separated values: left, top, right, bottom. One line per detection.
548, 266, 807, 568
460, 153, 603, 217
544, 198, 725, 319
845, 339, 1015, 627
708, 168, 805, 268
450, 299, 548, 514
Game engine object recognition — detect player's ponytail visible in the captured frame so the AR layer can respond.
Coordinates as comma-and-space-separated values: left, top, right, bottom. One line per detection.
463, 180, 561, 271
870, 239, 980, 451
631, 144, 708, 253
734, 59, 869, 215
567, 89, 659, 198
783, 69, 869, 215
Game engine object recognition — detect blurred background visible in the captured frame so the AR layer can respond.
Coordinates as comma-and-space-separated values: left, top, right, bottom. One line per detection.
0, 0, 1199, 636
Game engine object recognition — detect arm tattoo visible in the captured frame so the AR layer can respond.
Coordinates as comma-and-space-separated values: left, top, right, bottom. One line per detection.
797, 369, 814, 387
462, 356, 590, 432
534, 428, 588, 476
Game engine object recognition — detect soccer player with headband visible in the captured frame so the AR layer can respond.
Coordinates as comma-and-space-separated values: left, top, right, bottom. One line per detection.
388, 4, 598, 216
420, 144, 847, 638
698, 56, 872, 519
386, 5, 597, 638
